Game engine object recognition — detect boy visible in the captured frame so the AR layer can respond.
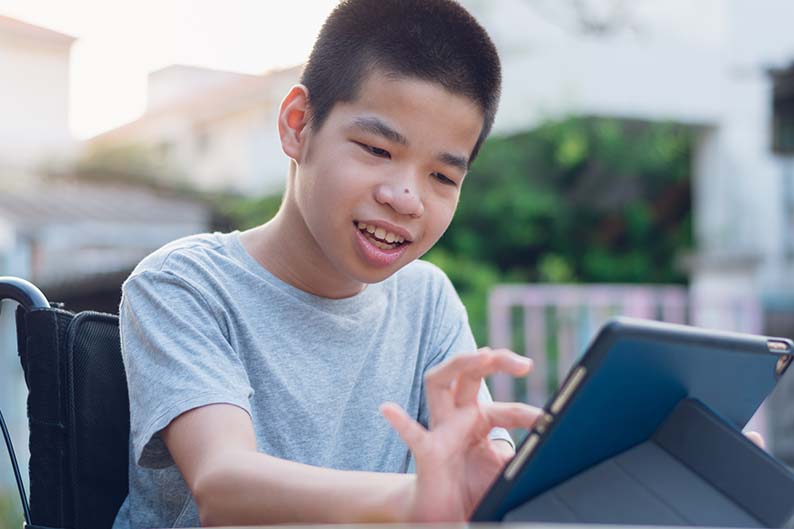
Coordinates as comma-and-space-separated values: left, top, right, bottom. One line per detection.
113, 1, 539, 527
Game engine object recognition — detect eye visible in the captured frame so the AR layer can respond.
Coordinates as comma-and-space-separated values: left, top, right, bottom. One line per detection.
432, 172, 458, 186
355, 142, 391, 159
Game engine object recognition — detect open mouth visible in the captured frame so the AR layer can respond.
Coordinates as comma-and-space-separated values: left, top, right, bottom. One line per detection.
354, 221, 410, 251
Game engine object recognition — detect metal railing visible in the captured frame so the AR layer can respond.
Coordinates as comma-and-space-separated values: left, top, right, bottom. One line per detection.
486, 284, 762, 407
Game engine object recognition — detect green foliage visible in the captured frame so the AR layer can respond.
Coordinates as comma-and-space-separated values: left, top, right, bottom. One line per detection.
76, 143, 164, 181
214, 193, 284, 231
54, 143, 192, 191
434, 117, 694, 343
0, 491, 22, 529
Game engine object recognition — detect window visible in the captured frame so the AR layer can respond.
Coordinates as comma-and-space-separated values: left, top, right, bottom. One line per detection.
772, 65, 794, 155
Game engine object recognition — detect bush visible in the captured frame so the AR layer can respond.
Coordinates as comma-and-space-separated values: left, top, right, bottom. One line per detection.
0, 491, 22, 528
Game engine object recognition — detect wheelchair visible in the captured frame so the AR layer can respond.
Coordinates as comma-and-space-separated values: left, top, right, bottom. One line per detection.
1, 276, 129, 529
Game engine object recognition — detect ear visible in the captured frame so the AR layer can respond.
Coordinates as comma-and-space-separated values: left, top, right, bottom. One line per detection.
278, 84, 311, 162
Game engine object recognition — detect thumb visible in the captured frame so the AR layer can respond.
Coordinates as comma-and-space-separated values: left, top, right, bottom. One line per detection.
380, 402, 429, 454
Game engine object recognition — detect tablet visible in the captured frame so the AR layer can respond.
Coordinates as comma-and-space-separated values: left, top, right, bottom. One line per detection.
471, 317, 794, 522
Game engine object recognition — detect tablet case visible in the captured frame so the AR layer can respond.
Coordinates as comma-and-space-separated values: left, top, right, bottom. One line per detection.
503, 398, 794, 527
472, 318, 794, 526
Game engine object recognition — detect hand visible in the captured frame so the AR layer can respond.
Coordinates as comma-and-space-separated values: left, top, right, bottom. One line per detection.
381, 348, 540, 522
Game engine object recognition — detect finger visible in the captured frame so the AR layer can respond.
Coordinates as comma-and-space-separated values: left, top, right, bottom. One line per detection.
491, 438, 516, 459
482, 402, 542, 430
426, 349, 492, 394
453, 351, 533, 406
424, 376, 456, 426
428, 348, 530, 392
745, 430, 766, 450
425, 350, 493, 422
380, 402, 429, 454
426, 349, 532, 424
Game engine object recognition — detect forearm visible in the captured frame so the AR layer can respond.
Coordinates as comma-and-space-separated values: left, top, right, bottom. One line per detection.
193, 450, 415, 526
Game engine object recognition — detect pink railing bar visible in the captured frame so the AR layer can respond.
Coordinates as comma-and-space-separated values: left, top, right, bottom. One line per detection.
660, 288, 688, 323
624, 289, 655, 319
524, 306, 547, 406
487, 287, 514, 402
556, 305, 576, 384
689, 291, 763, 334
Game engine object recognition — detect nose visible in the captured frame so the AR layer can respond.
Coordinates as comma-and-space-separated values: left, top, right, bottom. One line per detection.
374, 176, 425, 218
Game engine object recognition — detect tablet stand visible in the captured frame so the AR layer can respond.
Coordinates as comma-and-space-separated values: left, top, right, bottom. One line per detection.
504, 399, 794, 527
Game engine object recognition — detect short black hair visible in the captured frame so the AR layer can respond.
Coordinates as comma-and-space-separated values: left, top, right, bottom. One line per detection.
300, 0, 501, 163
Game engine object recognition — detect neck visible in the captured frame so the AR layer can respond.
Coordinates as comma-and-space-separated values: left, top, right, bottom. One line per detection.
240, 196, 366, 299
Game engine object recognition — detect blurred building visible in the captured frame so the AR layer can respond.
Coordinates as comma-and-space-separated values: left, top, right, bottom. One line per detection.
463, 0, 794, 462
88, 64, 301, 196
463, 0, 794, 313
0, 15, 74, 178
0, 184, 212, 311
0, 16, 217, 305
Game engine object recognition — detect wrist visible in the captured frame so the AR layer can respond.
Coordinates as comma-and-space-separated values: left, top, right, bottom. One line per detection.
357, 473, 416, 523
389, 473, 417, 523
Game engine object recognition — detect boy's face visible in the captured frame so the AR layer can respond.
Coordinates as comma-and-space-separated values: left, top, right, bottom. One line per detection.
283, 70, 484, 286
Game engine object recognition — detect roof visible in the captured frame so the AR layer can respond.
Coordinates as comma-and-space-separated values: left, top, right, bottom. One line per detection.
148, 63, 262, 81
0, 180, 213, 294
0, 14, 75, 44
90, 64, 303, 143
0, 181, 210, 231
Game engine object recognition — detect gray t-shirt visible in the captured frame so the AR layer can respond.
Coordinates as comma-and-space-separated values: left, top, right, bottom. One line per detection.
113, 231, 512, 529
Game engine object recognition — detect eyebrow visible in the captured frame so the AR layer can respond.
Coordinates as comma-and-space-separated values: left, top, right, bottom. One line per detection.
438, 151, 469, 172
351, 115, 470, 172
352, 116, 408, 145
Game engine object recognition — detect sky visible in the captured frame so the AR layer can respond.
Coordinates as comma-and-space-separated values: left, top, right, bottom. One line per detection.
0, 0, 339, 139
0, 0, 736, 141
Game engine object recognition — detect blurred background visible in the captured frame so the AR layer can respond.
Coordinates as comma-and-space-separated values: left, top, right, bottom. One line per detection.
2, 0, 794, 525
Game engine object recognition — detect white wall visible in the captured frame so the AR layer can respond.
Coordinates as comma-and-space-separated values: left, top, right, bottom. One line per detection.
188, 104, 286, 194
0, 30, 74, 170
147, 65, 256, 111
91, 67, 297, 195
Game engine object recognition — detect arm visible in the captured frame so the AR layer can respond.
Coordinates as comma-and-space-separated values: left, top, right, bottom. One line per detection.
162, 403, 415, 526
164, 348, 537, 526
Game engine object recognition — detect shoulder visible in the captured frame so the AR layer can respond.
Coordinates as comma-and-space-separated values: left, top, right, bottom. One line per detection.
130, 232, 230, 276
122, 232, 238, 307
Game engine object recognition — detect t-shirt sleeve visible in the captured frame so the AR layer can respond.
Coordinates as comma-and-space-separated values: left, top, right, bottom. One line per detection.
419, 270, 514, 449
120, 269, 254, 469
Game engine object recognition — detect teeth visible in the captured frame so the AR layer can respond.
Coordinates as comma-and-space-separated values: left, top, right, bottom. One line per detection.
356, 222, 408, 246
372, 239, 395, 250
